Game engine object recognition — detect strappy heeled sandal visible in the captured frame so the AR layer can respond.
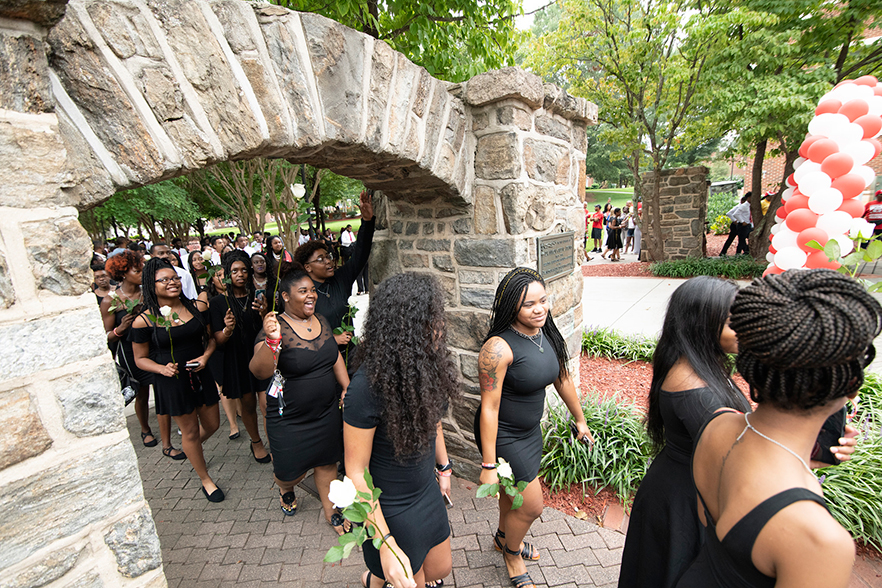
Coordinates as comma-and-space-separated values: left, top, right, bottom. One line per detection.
329, 507, 351, 534
494, 529, 540, 561
279, 489, 297, 516
504, 545, 537, 588
361, 571, 392, 588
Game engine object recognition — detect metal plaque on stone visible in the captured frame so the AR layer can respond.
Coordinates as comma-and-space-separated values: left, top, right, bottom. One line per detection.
537, 232, 574, 282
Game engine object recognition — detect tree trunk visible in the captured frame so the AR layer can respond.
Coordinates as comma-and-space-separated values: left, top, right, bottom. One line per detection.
641, 158, 665, 262
748, 143, 795, 261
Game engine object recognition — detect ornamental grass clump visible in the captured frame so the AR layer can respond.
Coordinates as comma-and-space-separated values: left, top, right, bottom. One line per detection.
540, 394, 651, 508
581, 326, 656, 363
650, 256, 766, 279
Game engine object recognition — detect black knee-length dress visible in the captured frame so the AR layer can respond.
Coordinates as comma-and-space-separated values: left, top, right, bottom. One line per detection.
473, 328, 561, 483
343, 367, 450, 580
130, 311, 219, 416
262, 314, 343, 481
114, 308, 154, 388
209, 293, 266, 398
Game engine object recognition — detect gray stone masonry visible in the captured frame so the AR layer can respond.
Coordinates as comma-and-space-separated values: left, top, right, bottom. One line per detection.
640, 166, 709, 260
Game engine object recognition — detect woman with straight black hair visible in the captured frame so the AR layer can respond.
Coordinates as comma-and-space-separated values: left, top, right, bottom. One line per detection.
131, 258, 222, 501
475, 267, 593, 588
188, 250, 209, 292
344, 273, 460, 588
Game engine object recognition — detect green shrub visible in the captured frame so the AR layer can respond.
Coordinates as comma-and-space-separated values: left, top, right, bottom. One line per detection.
582, 326, 656, 362
650, 256, 766, 279
822, 372, 882, 550
707, 192, 738, 234
709, 214, 731, 235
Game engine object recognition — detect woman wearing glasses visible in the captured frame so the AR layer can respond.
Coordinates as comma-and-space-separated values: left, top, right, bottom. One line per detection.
131, 258, 223, 502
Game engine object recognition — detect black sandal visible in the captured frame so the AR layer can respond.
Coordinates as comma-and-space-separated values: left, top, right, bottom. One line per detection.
141, 430, 158, 447
329, 507, 351, 534
494, 529, 540, 561
251, 439, 272, 464
425, 580, 444, 587
504, 545, 537, 588
162, 446, 186, 461
280, 489, 297, 516
361, 571, 392, 588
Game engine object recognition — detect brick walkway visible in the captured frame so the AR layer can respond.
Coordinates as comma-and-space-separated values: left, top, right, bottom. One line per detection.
130, 414, 622, 587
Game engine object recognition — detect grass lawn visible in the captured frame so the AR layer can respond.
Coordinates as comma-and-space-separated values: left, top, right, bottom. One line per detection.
584, 187, 635, 212
206, 217, 364, 238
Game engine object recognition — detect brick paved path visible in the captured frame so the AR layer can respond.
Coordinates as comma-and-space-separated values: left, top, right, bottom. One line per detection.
130, 414, 622, 587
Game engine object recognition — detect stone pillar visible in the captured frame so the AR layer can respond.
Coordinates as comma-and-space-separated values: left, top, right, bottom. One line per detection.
0, 11, 166, 588
640, 166, 709, 260
370, 68, 597, 480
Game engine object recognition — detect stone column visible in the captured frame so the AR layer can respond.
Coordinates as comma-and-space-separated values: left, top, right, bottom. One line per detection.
0, 11, 166, 588
640, 166, 709, 260
369, 68, 597, 480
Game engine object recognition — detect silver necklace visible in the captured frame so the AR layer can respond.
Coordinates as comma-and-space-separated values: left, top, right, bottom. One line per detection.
509, 326, 544, 353
739, 413, 814, 477
284, 311, 313, 332
314, 280, 331, 299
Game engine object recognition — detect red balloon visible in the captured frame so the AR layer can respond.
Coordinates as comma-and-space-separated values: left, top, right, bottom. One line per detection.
868, 138, 882, 159
797, 227, 829, 252
805, 250, 840, 270
837, 198, 865, 217
815, 99, 842, 116
839, 99, 870, 122
855, 75, 879, 87
855, 114, 882, 139
763, 265, 785, 277
776, 207, 788, 220
831, 173, 867, 198
820, 152, 855, 179
875, 86, 882, 97
784, 194, 810, 214
785, 208, 820, 232
806, 138, 839, 163
769, 243, 777, 254
799, 135, 823, 158
786, 173, 797, 188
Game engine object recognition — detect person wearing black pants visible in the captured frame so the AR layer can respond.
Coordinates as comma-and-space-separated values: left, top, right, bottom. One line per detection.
720, 193, 751, 256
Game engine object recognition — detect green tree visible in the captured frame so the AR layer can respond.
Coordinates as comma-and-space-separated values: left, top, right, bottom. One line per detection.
584, 125, 632, 187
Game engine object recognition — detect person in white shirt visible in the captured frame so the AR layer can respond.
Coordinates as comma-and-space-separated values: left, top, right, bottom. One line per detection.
339, 224, 355, 263
234, 234, 256, 256
721, 193, 752, 256
298, 228, 310, 246
149, 243, 199, 300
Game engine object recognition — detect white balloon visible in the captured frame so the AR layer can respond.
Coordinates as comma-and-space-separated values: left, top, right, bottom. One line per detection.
808, 188, 844, 215
766, 251, 776, 263
794, 160, 821, 182
817, 210, 854, 237
855, 165, 877, 186
868, 96, 882, 117
781, 187, 795, 202
841, 140, 876, 166
775, 247, 808, 271
771, 223, 782, 235
772, 228, 799, 251
793, 157, 806, 169
828, 122, 865, 145
831, 234, 854, 255
808, 113, 850, 137
798, 171, 833, 196
829, 85, 861, 103
775, 214, 786, 225
855, 85, 875, 100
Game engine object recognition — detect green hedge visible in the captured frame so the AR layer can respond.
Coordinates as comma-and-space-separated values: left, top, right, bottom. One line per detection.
581, 326, 656, 362
650, 256, 766, 279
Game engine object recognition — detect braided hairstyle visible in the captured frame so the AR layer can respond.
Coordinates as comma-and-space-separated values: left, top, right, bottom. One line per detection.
276, 260, 310, 313
731, 269, 882, 410
222, 250, 258, 335
351, 273, 460, 459
486, 267, 569, 379
646, 276, 744, 451
140, 258, 206, 343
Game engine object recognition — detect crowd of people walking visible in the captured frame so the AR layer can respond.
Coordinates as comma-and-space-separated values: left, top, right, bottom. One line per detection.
93, 187, 874, 587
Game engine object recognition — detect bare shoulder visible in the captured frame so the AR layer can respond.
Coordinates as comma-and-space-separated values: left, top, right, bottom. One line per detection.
131, 312, 151, 329
479, 336, 512, 369
662, 358, 707, 392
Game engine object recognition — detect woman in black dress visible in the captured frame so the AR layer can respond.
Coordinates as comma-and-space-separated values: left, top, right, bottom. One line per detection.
475, 267, 593, 588
250, 262, 351, 524
131, 258, 222, 502
187, 250, 209, 292
209, 251, 270, 462
678, 270, 880, 587
605, 207, 623, 261
344, 273, 459, 588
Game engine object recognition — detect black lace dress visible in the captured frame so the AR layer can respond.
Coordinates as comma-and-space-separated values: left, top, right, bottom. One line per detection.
260, 313, 343, 481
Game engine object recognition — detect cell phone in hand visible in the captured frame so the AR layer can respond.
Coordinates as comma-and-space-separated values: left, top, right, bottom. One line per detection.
569, 421, 591, 445
185, 361, 200, 369
442, 493, 453, 509
812, 406, 846, 465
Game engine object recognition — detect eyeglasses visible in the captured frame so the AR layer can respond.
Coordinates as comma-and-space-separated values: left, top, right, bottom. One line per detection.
155, 276, 182, 284
307, 254, 334, 264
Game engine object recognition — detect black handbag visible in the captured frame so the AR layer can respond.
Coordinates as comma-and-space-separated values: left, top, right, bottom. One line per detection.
116, 349, 140, 406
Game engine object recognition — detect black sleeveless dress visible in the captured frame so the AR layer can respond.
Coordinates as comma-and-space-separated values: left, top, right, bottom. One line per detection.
261, 314, 342, 481
618, 386, 750, 588
677, 488, 828, 587
130, 311, 218, 416
343, 367, 450, 580
209, 293, 266, 398
114, 308, 154, 387
473, 328, 561, 483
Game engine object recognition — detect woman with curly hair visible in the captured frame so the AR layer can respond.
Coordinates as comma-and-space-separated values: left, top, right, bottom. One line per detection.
475, 268, 593, 588
250, 261, 351, 524
100, 251, 181, 459
131, 258, 222, 501
344, 273, 460, 588
678, 269, 880, 587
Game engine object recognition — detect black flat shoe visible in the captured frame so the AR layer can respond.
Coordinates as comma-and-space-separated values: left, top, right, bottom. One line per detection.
229, 431, 240, 440
162, 446, 186, 461
202, 485, 225, 503
250, 440, 271, 464
141, 431, 158, 447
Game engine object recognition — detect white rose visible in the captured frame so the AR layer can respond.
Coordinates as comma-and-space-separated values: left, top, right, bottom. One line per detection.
849, 218, 875, 240
328, 477, 358, 509
108, 290, 119, 299
347, 295, 360, 306
496, 459, 513, 480
159, 305, 173, 318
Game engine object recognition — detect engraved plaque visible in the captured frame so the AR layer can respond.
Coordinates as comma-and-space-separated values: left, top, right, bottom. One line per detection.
537, 232, 574, 282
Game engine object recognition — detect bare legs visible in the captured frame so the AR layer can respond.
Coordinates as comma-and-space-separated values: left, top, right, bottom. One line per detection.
275, 463, 342, 528
362, 536, 452, 587
497, 478, 544, 580
174, 403, 220, 493
134, 385, 153, 442
240, 391, 268, 460
219, 387, 240, 437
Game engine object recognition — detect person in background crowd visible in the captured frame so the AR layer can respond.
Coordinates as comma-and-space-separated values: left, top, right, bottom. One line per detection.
340, 224, 355, 263
321, 228, 337, 258
251, 231, 264, 253
266, 235, 293, 278
236, 234, 255, 256
603, 207, 623, 261
760, 191, 774, 216
92, 240, 107, 267
188, 251, 209, 293
624, 206, 637, 254
863, 190, 882, 238
150, 243, 198, 300
251, 252, 275, 301
298, 228, 310, 246
167, 250, 183, 268
720, 193, 752, 257
590, 204, 604, 253
108, 236, 129, 258
210, 236, 225, 265
92, 263, 112, 305
182, 237, 201, 270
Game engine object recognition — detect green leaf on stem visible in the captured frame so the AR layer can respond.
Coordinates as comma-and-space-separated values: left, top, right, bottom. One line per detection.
512, 494, 524, 510
356, 490, 372, 502
824, 239, 842, 262
342, 541, 357, 558
867, 240, 882, 260
504, 485, 517, 497
372, 487, 382, 501
364, 468, 374, 489
339, 533, 357, 545
345, 509, 366, 523
324, 545, 344, 563
476, 483, 499, 498
516, 481, 528, 492
372, 536, 383, 550
805, 239, 825, 251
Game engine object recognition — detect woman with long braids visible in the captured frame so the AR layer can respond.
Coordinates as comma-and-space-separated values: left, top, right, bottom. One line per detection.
618, 276, 861, 588
131, 258, 222, 502
344, 273, 460, 588
187, 250, 209, 292
209, 250, 270, 462
101, 251, 182, 458
475, 267, 593, 588
250, 261, 350, 525
678, 269, 880, 587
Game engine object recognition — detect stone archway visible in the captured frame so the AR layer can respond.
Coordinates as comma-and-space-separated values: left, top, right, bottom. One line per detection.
0, 1, 596, 585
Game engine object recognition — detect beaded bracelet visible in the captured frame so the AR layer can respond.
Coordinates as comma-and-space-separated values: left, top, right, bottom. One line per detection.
112, 327, 121, 338
438, 470, 451, 478
481, 463, 497, 469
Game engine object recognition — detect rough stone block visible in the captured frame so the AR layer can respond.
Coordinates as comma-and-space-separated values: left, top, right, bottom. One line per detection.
55, 108, 115, 211
418, 208, 433, 218
401, 253, 427, 268
384, 55, 419, 153
500, 183, 554, 235
451, 391, 480, 434
0, 0, 68, 26
0, 387, 53, 470
446, 310, 490, 351
432, 255, 454, 273
60, 571, 102, 588
452, 218, 472, 234
398, 240, 413, 250
535, 114, 570, 142
472, 111, 488, 131
404, 222, 420, 236
0, 544, 87, 588
474, 186, 498, 235
464, 67, 544, 108
368, 239, 400, 285
453, 239, 515, 268
458, 269, 494, 285
415, 239, 450, 252
475, 132, 520, 180
436, 222, 446, 234
436, 207, 468, 218
422, 222, 434, 235
391, 220, 403, 234
460, 287, 494, 310
524, 139, 569, 184
0, 441, 143, 568
459, 353, 478, 381
0, 31, 52, 114
0, 306, 108, 383
104, 507, 162, 578
572, 122, 588, 153
543, 84, 597, 124
419, 83, 449, 169
363, 38, 395, 152
496, 105, 532, 131
22, 216, 93, 296
54, 362, 125, 437
0, 249, 13, 309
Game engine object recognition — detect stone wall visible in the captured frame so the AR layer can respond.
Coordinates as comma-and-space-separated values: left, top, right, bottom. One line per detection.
0, 0, 596, 583
640, 166, 709, 260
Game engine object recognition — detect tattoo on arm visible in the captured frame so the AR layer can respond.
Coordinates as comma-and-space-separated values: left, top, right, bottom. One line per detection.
479, 339, 505, 393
